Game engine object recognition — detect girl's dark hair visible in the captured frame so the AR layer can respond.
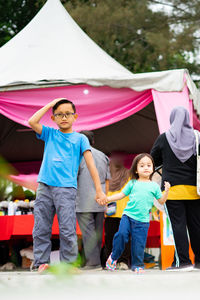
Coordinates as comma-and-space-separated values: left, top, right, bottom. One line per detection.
129, 153, 155, 180
52, 99, 76, 113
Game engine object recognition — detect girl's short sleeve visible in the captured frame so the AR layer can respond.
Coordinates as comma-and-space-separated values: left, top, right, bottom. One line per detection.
154, 183, 163, 199
122, 180, 132, 196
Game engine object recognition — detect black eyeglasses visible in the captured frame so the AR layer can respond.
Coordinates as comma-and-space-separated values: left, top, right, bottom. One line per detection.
54, 113, 75, 119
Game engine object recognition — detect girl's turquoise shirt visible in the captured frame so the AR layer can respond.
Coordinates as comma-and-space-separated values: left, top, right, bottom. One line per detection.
122, 180, 162, 223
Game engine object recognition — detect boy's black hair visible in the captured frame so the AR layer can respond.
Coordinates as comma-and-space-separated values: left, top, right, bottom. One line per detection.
52, 99, 76, 113
129, 153, 155, 180
80, 131, 94, 146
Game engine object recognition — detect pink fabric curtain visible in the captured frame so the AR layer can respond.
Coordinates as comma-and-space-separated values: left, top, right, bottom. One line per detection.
0, 84, 153, 131
2, 82, 199, 191
152, 84, 193, 133
192, 107, 200, 131
9, 174, 38, 191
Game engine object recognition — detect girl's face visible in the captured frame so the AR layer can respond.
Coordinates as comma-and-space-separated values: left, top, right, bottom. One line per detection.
136, 156, 153, 180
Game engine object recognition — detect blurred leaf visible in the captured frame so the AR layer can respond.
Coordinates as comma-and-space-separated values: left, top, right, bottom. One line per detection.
47, 261, 82, 278
0, 156, 16, 177
24, 189, 36, 200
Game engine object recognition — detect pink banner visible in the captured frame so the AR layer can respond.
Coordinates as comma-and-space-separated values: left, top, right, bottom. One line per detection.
152, 83, 192, 133
0, 85, 152, 131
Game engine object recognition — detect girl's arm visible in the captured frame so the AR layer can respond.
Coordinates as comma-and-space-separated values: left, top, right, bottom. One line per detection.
158, 181, 170, 205
107, 192, 126, 203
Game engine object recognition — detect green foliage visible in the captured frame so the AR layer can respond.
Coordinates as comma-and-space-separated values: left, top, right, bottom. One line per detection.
0, 156, 15, 177
11, 185, 25, 200
24, 189, 35, 200
64, 0, 200, 77
47, 255, 82, 278
0, 156, 16, 201
0, 0, 46, 47
0, 178, 9, 201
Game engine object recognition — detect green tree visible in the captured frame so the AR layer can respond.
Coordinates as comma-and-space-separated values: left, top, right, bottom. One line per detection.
0, 0, 46, 47
64, 0, 200, 78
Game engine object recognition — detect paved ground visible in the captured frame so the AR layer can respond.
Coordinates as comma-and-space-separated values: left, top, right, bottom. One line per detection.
1, 268, 200, 300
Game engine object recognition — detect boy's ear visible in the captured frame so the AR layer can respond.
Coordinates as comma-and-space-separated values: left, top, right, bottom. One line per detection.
51, 115, 55, 122
74, 113, 78, 121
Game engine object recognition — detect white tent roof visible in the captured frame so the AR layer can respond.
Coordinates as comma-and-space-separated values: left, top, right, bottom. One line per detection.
0, 0, 199, 112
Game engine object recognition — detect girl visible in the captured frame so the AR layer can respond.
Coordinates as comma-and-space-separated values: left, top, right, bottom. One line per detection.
106, 153, 170, 273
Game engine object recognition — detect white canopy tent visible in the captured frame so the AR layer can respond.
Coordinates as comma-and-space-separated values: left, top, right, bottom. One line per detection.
0, 0, 199, 115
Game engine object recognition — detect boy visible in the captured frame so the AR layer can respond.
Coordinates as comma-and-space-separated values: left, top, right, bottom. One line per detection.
28, 98, 107, 272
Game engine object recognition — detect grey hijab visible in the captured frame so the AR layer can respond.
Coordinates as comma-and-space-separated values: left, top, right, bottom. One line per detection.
165, 106, 196, 163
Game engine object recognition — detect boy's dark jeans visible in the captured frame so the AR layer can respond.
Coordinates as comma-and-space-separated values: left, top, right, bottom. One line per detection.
111, 215, 149, 270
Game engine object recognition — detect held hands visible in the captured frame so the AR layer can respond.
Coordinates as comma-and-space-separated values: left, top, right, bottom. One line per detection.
164, 181, 171, 191
95, 192, 108, 206
158, 181, 171, 205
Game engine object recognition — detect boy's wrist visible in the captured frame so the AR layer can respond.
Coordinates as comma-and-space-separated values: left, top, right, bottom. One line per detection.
96, 188, 103, 194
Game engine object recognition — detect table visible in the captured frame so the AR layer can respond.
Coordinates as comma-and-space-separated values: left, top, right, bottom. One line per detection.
146, 220, 160, 248
0, 215, 81, 241
0, 216, 160, 247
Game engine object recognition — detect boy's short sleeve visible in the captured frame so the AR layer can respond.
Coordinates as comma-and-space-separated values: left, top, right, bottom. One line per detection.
36, 125, 51, 142
80, 134, 91, 155
154, 183, 163, 200
122, 180, 132, 196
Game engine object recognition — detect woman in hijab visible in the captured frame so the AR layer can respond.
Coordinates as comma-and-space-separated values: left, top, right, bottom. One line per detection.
151, 106, 200, 271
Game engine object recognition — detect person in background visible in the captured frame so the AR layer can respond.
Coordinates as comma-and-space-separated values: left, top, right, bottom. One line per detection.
76, 131, 110, 270
151, 106, 200, 271
103, 152, 131, 270
28, 99, 107, 273
106, 153, 170, 273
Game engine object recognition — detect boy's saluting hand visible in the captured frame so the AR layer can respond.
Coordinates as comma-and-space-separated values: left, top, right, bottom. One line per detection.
48, 98, 66, 107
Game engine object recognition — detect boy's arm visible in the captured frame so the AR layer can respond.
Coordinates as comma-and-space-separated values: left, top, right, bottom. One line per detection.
28, 98, 62, 134
107, 192, 125, 203
158, 181, 171, 205
83, 150, 107, 205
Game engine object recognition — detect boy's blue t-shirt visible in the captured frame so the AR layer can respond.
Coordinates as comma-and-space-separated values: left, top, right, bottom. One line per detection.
36, 125, 91, 188
122, 180, 162, 223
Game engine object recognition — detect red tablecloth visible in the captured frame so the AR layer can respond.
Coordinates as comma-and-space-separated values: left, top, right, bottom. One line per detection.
0, 216, 160, 247
0, 215, 81, 241
146, 220, 160, 248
